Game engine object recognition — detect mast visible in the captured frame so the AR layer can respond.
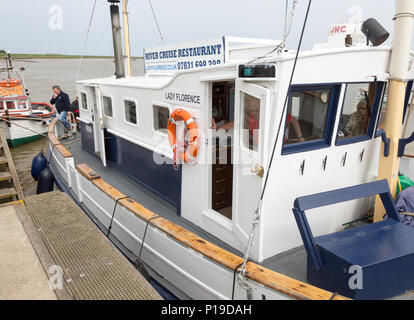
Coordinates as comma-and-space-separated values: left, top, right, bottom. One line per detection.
122, 0, 131, 76
374, 0, 414, 221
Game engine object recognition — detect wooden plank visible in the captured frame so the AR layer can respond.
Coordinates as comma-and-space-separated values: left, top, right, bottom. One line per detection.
0, 128, 24, 201
92, 178, 127, 201
0, 171, 12, 182
47, 120, 72, 158
75, 164, 101, 180
48, 120, 61, 146
0, 187, 17, 200
55, 144, 72, 158
118, 197, 348, 300
0, 156, 7, 165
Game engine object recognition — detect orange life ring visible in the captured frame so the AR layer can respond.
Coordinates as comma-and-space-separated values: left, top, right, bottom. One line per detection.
0, 79, 20, 87
167, 108, 199, 166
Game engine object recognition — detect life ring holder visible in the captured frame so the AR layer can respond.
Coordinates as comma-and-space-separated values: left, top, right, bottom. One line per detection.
167, 108, 200, 170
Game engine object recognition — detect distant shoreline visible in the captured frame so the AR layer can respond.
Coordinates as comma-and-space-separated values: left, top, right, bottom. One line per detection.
4, 53, 144, 59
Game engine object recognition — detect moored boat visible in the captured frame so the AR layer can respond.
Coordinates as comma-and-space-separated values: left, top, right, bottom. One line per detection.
47, 0, 414, 300
0, 54, 55, 147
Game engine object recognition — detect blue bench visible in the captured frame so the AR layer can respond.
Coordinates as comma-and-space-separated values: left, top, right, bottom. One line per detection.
292, 179, 414, 299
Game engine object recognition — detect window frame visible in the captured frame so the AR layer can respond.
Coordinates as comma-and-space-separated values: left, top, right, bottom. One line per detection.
281, 83, 341, 155
152, 102, 171, 135
240, 90, 263, 154
374, 82, 388, 137
102, 95, 114, 119
5, 100, 17, 110
336, 81, 386, 146
123, 98, 138, 126
80, 92, 88, 110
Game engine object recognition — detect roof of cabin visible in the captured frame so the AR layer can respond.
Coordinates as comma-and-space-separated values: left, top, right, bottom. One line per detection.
76, 44, 414, 89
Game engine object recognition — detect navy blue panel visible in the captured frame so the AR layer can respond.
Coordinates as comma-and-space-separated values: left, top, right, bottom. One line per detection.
292, 179, 399, 271
294, 179, 394, 213
104, 130, 182, 214
80, 122, 95, 154
291, 179, 414, 299
308, 219, 414, 299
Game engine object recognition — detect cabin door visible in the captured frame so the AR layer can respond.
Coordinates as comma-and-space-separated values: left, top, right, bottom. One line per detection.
233, 80, 269, 244
89, 86, 107, 166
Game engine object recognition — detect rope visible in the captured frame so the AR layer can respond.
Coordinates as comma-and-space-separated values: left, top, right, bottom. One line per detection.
329, 292, 339, 300
106, 196, 129, 237
237, 0, 313, 290
260, 0, 312, 204
0, 117, 49, 138
139, 0, 162, 41
75, 0, 98, 81
135, 215, 160, 266
231, 262, 244, 300
0, 115, 49, 121
47, 143, 57, 165
148, 0, 165, 44
247, 0, 298, 64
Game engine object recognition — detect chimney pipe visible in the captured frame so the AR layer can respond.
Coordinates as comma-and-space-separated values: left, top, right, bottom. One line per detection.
108, 0, 125, 79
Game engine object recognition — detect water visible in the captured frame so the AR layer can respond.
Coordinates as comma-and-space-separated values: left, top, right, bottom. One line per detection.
9, 58, 145, 196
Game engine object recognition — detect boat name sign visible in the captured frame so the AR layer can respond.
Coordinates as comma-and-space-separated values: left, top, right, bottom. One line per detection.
144, 37, 225, 75
164, 89, 202, 108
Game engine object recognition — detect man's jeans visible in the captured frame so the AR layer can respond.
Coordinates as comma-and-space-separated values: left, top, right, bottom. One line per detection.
58, 111, 71, 131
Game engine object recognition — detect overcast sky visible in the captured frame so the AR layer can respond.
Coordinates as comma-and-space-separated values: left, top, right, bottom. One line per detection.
1, 0, 410, 56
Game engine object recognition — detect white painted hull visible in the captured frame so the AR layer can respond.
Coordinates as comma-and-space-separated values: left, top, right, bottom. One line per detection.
48, 123, 334, 300
1, 118, 52, 146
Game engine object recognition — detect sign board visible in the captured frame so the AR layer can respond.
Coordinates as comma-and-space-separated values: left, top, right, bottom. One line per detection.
144, 37, 226, 75
164, 89, 203, 108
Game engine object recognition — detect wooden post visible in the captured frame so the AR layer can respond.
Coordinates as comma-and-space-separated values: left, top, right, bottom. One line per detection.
374, 0, 414, 221
122, 0, 131, 76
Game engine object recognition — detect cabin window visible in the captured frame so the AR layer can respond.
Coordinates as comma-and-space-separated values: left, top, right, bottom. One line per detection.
337, 82, 383, 144
124, 100, 137, 124
6, 101, 15, 109
17, 100, 26, 110
241, 93, 261, 152
103, 96, 113, 117
282, 85, 339, 154
81, 92, 88, 110
153, 105, 169, 133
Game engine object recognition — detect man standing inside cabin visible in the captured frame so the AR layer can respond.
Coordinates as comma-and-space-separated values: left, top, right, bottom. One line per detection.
50, 85, 72, 136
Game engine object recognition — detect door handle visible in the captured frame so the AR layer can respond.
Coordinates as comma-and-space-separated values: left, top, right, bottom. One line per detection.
251, 163, 264, 177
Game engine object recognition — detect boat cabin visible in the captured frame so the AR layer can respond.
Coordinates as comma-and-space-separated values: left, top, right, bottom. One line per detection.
0, 96, 30, 113
76, 35, 414, 262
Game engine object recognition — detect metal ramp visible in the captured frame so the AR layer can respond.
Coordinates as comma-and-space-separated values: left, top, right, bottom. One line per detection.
0, 127, 24, 203
293, 179, 414, 300
25, 191, 162, 300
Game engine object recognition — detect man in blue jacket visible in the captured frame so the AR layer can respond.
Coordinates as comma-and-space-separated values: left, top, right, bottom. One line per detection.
50, 85, 71, 135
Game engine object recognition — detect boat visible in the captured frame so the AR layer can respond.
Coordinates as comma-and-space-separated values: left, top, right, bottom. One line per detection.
46, 0, 414, 299
0, 53, 55, 147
